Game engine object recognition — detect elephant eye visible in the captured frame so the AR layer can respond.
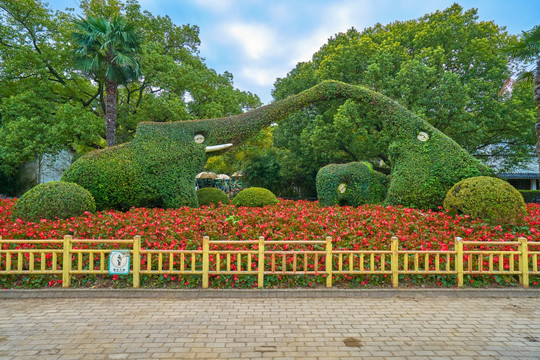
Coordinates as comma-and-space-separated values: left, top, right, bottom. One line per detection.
417, 132, 429, 142
194, 134, 205, 144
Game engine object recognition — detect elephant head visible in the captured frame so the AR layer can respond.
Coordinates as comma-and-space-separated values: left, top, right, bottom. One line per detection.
62, 81, 493, 210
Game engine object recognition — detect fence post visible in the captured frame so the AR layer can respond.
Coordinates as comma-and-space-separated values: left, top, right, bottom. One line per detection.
62, 235, 72, 288
326, 236, 333, 288
133, 235, 141, 288
202, 236, 209, 289
456, 237, 463, 288
391, 236, 399, 288
258, 236, 265, 289
519, 237, 529, 288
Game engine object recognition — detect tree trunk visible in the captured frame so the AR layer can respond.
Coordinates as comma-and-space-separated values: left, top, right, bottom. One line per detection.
535, 57, 540, 174
105, 79, 118, 147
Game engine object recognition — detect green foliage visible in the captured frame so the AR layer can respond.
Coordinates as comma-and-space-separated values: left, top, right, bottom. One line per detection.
73, 14, 142, 146
316, 162, 388, 207
0, 167, 37, 197
65, 80, 492, 210
197, 187, 230, 207
518, 190, 540, 203
0, 0, 260, 175
11, 181, 96, 222
73, 16, 142, 84
443, 176, 526, 225
232, 187, 278, 207
504, 24, 540, 173
505, 25, 540, 82
240, 148, 292, 196
271, 4, 536, 196
206, 126, 274, 176
61, 144, 144, 211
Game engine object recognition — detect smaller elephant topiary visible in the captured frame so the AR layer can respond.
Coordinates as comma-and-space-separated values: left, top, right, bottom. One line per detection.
232, 187, 278, 207
11, 181, 96, 222
197, 187, 230, 206
443, 176, 526, 225
316, 162, 389, 207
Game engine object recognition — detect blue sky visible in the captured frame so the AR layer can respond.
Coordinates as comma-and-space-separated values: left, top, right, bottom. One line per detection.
52, 0, 540, 104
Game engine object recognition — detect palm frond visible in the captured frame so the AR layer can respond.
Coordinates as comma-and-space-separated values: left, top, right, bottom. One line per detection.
73, 15, 142, 83
516, 70, 534, 84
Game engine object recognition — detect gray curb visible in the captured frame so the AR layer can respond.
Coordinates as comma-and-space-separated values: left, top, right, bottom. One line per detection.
1, 288, 539, 299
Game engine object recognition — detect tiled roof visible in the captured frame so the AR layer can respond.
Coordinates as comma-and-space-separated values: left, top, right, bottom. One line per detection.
498, 172, 538, 179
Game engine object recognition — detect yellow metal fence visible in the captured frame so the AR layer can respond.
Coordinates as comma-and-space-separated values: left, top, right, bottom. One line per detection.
1, 236, 539, 288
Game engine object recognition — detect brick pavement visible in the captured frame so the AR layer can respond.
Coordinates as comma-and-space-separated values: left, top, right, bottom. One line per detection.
0, 293, 539, 359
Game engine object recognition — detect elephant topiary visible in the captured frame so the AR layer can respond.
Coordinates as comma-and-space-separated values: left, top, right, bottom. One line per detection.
316, 162, 388, 207
63, 81, 492, 210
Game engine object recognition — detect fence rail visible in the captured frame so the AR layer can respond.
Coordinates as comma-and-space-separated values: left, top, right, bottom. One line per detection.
0, 236, 539, 289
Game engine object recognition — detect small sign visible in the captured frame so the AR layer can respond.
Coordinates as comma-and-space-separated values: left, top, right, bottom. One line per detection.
109, 250, 130, 275
338, 183, 347, 194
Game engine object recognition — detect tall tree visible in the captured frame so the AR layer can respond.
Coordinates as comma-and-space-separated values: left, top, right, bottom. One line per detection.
73, 16, 142, 147
0, 0, 260, 193
505, 25, 540, 172
267, 4, 536, 197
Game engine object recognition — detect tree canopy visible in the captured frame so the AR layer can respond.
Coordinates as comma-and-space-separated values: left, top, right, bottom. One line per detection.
73, 15, 142, 147
0, 0, 260, 180
504, 25, 540, 172
264, 4, 536, 197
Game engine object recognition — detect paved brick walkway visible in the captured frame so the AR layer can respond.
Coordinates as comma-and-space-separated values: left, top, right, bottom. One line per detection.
1, 295, 539, 359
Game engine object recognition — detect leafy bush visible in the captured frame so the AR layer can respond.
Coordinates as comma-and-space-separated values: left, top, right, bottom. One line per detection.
519, 190, 540, 203
197, 187, 230, 206
444, 176, 526, 225
232, 187, 278, 207
62, 144, 144, 211
316, 162, 388, 207
10, 181, 96, 222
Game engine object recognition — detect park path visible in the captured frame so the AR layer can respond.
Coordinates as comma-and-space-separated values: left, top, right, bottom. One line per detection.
0, 292, 539, 359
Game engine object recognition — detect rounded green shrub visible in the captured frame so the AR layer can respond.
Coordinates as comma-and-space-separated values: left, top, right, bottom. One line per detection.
316, 162, 388, 207
443, 176, 526, 225
11, 181, 96, 222
232, 187, 278, 207
197, 187, 230, 206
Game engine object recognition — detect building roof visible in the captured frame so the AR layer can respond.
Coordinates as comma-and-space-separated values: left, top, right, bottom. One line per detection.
494, 156, 538, 180
498, 172, 538, 180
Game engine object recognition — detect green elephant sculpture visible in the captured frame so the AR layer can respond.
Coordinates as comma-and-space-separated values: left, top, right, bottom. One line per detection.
316, 162, 389, 207
62, 80, 492, 210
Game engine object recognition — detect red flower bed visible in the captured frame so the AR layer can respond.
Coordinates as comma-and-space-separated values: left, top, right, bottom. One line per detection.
2, 198, 539, 245
1, 198, 539, 288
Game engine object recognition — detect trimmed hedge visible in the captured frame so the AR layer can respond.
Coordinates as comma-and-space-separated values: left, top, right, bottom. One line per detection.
519, 190, 540, 203
232, 187, 278, 207
63, 80, 492, 210
443, 176, 526, 225
197, 187, 230, 206
11, 181, 96, 222
316, 162, 388, 207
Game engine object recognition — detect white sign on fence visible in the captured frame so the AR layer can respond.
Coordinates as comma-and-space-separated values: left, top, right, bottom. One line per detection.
109, 250, 130, 275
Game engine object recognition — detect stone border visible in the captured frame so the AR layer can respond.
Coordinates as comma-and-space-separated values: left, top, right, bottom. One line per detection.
1, 288, 539, 299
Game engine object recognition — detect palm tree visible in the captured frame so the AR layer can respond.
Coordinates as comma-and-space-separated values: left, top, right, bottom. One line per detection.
506, 25, 540, 171
73, 16, 141, 147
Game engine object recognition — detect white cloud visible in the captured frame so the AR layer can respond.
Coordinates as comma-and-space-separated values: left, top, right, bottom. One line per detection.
208, 1, 378, 101
271, 1, 378, 67
240, 66, 285, 86
219, 22, 277, 59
